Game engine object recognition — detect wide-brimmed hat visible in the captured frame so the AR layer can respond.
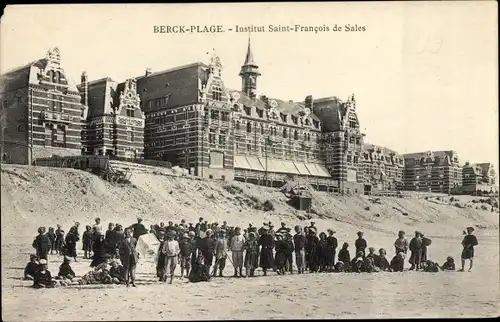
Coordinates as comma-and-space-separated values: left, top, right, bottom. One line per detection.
466, 226, 474, 232
261, 225, 270, 231
327, 229, 336, 234
415, 230, 422, 235
205, 229, 213, 235
39, 259, 48, 265
63, 256, 71, 262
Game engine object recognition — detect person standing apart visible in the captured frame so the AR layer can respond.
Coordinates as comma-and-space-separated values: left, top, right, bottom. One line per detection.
162, 231, 180, 284
258, 226, 275, 276
32, 227, 51, 261
293, 226, 306, 274
409, 231, 423, 271
355, 231, 367, 257
459, 227, 478, 272
230, 227, 245, 278
394, 230, 409, 257
213, 230, 229, 277
118, 228, 138, 287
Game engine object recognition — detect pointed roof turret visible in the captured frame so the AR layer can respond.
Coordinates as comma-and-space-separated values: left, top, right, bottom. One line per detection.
243, 35, 257, 67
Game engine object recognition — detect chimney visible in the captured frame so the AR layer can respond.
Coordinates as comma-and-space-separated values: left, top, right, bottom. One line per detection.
145, 68, 152, 77
81, 71, 88, 106
305, 95, 313, 110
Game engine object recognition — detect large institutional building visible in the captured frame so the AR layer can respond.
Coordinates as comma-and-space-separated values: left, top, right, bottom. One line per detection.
1, 44, 495, 195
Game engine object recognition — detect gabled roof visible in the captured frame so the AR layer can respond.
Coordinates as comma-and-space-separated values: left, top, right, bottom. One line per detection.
136, 62, 206, 112
78, 78, 117, 118
311, 96, 346, 132
402, 150, 456, 160
363, 143, 402, 157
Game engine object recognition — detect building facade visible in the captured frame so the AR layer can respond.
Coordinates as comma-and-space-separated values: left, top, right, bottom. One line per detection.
403, 150, 463, 193
78, 75, 144, 158
462, 162, 497, 194
0, 47, 86, 164
362, 144, 405, 192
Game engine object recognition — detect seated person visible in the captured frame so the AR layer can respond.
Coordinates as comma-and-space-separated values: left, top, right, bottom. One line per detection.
374, 248, 391, 271
390, 252, 405, 272
333, 261, 345, 273
24, 254, 39, 280
33, 259, 57, 288
56, 256, 76, 281
109, 260, 126, 284
441, 256, 456, 271
351, 251, 365, 273
422, 260, 440, 272
189, 253, 210, 283
78, 261, 113, 285
366, 247, 376, 259
363, 256, 378, 273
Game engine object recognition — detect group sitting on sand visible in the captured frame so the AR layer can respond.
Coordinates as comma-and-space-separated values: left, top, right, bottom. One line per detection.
25, 217, 479, 288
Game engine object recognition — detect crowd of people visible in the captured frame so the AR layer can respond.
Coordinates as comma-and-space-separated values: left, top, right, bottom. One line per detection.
26, 216, 479, 288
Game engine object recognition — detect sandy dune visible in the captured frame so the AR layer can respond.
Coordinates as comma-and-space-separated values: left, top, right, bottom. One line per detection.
1, 165, 499, 320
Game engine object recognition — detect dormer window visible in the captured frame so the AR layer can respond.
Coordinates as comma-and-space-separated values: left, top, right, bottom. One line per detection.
246, 122, 252, 133
313, 120, 319, 128
257, 109, 263, 118
126, 105, 135, 117
292, 115, 298, 125
280, 113, 287, 123
283, 128, 288, 138
244, 106, 251, 116
305, 118, 310, 126
294, 130, 298, 140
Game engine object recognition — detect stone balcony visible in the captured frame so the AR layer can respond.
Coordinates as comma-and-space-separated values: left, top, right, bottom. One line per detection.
40, 111, 74, 124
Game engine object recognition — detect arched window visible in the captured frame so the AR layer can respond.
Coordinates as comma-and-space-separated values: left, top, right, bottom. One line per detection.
246, 121, 252, 133
294, 130, 298, 140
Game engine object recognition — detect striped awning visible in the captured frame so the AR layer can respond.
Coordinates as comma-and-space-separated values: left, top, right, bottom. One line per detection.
294, 162, 311, 175
234, 155, 251, 169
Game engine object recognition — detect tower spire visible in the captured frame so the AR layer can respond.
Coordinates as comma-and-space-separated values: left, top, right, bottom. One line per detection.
239, 35, 260, 99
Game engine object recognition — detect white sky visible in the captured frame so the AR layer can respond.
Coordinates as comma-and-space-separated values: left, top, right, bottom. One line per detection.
1, 2, 498, 175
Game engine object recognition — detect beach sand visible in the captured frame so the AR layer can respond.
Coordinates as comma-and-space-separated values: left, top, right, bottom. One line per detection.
1, 165, 499, 320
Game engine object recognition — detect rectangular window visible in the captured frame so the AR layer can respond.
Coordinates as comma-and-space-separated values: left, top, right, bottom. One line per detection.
127, 107, 135, 118
257, 109, 263, 118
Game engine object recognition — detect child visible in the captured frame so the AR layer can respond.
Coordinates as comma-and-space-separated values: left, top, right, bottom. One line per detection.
33, 259, 57, 288
244, 232, 259, 277
390, 252, 405, 272
293, 226, 306, 274
156, 231, 166, 281
47, 227, 57, 255
366, 247, 376, 259
422, 260, 440, 272
162, 231, 180, 284
57, 256, 76, 281
351, 251, 365, 273
354, 231, 367, 257
333, 261, 345, 273
179, 233, 193, 278
24, 254, 39, 280
374, 248, 390, 271
274, 234, 287, 275
109, 260, 126, 284
338, 242, 351, 265
82, 225, 93, 259
459, 226, 479, 272
441, 256, 456, 271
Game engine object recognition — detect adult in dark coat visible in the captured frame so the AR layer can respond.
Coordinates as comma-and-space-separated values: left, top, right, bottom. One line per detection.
113, 225, 125, 255
305, 229, 319, 272
355, 231, 367, 257
200, 229, 216, 273
105, 223, 116, 255
317, 232, 329, 272
90, 232, 108, 268
129, 218, 148, 240
409, 231, 423, 270
156, 232, 166, 281
326, 229, 338, 270
258, 226, 275, 276
338, 242, 351, 264
32, 227, 51, 261
65, 226, 80, 261
118, 228, 139, 287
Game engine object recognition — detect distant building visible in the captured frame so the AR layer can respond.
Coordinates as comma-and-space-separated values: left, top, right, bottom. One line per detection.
78, 75, 144, 158
403, 150, 462, 193
0, 47, 86, 164
362, 144, 405, 192
462, 162, 497, 194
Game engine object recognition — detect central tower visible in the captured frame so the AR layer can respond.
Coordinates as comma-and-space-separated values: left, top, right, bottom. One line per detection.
239, 36, 261, 99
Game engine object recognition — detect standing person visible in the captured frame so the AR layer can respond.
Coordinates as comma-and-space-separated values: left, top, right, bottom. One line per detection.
33, 227, 51, 261
90, 231, 108, 268
113, 225, 125, 257
188, 231, 198, 275
65, 226, 79, 262
230, 227, 245, 278
243, 232, 259, 277
213, 230, 229, 277
92, 217, 103, 246
355, 231, 367, 257
162, 231, 180, 284
129, 218, 147, 240
420, 232, 432, 269
284, 232, 294, 274
305, 229, 320, 273
293, 226, 306, 274
326, 229, 338, 271
179, 233, 193, 279
82, 225, 93, 259
459, 226, 479, 272
200, 229, 216, 275
156, 231, 166, 281
118, 228, 138, 287
394, 230, 409, 256
274, 234, 287, 275
338, 242, 351, 265
105, 223, 116, 255
258, 225, 275, 276
47, 227, 56, 255
409, 231, 423, 271
317, 232, 329, 272
55, 225, 65, 255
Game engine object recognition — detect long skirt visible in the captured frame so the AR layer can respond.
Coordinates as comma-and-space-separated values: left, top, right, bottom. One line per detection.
259, 248, 274, 269
66, 243, 77, 258
157, 252, 166, 278
275, 251, 287, 270
327, 249, 336, 267
245, 251, 259, 270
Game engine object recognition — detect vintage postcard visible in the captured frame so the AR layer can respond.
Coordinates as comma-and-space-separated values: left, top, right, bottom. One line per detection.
0, 2, 498, 320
